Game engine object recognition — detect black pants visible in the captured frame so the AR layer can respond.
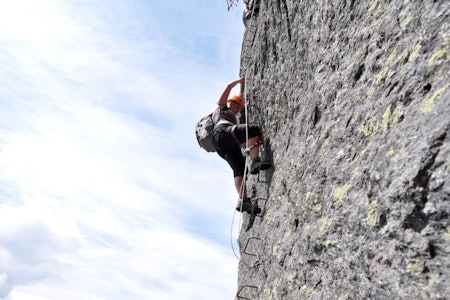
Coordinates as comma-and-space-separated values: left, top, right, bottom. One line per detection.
213, 124, 261, 177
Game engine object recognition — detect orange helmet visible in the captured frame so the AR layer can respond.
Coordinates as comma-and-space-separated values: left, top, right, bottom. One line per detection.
226, 95, 245, 108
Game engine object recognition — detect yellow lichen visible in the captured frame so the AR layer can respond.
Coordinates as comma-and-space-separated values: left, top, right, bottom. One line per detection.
360, 120, 378, 136
368, 86, 376, 100
391, 104, 402, 124
422, 83, 450, 115
272, 285, 279, 299
325, 239, 339, 250
428, 273, 440, 287
428, 41, 450, 67
264, 209, 273, 224
313, 201, 322, 214
382, 103, 402, 133
386, 149, 395, 157
283, 231, 293, 243
299, 285, 313, 297
287, 272, 297, 291
318, 138, 329, 160
361, 138, 373, 156
272, 245, 280, 260
443, 227, 450, 241
400, 14, 414, 31
406, 259, 423, 276
381, 107, 391, 132
368, 0, 378, 12
319, 215, 332, 236
333, 184, 352, 207
261, 287, 274, 300
387, 49, 397, 63
367, 201, 378, 227
409, 43, 422, 61
369, 50, 397, 98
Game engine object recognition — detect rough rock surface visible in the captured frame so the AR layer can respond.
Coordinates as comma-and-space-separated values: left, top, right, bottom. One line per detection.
237, 1, 450, 299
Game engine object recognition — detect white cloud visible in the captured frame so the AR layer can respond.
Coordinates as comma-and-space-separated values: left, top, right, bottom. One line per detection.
0, 206, 238, 300
0, 0, 247, 299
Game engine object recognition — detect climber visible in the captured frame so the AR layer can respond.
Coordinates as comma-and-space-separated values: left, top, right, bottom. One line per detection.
212, 78, 271, 215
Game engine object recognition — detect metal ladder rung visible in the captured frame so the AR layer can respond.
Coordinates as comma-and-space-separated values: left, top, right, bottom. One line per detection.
243, 236, 262, 257
236, 285, 258, 299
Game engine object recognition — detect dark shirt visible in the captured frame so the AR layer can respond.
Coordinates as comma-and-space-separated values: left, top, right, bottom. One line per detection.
212, 105, 237, 125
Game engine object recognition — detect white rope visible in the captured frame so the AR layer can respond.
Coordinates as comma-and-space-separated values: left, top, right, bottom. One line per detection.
230, 68, 251, 261
230, 161, 248, 261
230, 1, 260, 262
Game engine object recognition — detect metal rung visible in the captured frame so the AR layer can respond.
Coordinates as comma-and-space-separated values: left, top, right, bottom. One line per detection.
236, 285, 258, 299
243, 236, 262, 257
243, 39, 255, 45
253, 197, 267, 201
253, 197, 268, 214
240, 17, 258, 72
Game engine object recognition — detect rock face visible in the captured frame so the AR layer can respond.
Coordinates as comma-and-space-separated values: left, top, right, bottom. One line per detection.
237, 1, 449, 299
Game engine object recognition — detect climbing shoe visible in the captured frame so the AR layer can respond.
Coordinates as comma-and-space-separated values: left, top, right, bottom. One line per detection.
236, 198, 261, 215
250, 157, 271, 174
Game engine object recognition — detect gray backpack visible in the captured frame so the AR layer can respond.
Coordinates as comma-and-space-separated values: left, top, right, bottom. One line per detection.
195, 113, 216, 152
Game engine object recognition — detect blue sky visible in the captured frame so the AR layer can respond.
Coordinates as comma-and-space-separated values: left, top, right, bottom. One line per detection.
0, 0, 247, 299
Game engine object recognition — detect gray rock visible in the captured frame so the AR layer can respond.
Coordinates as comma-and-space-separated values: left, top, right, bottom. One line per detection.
237, 1, 450, 299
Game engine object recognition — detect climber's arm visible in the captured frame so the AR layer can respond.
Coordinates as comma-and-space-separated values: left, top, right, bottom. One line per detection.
217, 78, 245, 107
